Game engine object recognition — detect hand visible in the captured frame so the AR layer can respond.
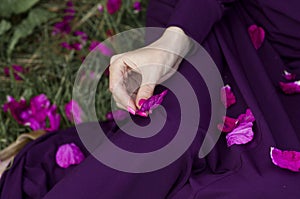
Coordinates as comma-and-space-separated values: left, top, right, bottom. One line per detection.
109, 26, 191, 115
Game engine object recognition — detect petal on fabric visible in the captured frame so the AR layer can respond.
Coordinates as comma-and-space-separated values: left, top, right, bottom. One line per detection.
270, 147, 300, 172
106, 0, 122, 14
248, 24, 265, 50
226, 122, 254, 147
283, 70, 296, 81
56, 143, 85, 169
65, 100, 83, 124
217, 116, 239, 133
279, 81, 300, 94
237, 108, 255, 123
220, 85, 236, 108
106, 109, 128, 121
138, 90, 168, 113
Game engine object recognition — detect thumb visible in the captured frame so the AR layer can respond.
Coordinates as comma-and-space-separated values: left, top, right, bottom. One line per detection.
135, 82, 156, 109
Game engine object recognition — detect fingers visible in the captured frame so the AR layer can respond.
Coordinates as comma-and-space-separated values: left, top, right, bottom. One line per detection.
109, 57, 137, 113
135, 82, 156, 109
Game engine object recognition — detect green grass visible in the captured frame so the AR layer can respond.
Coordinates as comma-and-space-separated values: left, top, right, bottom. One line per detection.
0, 0, 147, 150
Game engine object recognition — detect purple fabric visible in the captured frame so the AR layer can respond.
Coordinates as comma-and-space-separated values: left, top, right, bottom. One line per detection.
1, 0, 300, 198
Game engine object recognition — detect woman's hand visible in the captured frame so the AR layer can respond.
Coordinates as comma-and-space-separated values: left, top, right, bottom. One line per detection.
109, 26, 191, 115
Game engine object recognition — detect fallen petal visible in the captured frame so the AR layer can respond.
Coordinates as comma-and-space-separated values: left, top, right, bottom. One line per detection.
279, 81, 300, 94
283, 70, 296, 81
220, 85, 236, 108
56, 143, 85, 168
217, 116, 239, 133
248, 24, 265, 50
226, 122, 254, 147
270, 147, 300, 172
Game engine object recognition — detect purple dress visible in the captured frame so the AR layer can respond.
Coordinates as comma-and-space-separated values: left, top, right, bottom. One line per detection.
1, 0, 300, 198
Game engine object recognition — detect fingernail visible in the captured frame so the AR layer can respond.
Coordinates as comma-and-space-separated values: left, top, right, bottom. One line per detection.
136, 111, 148, 117
127, 106, 136, 115
138, 99, 147, 106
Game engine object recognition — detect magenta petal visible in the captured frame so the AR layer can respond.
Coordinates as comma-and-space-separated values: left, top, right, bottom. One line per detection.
270, 147, 300, 172
217, 116, 239, 133
106, 0, 122, 14
45, 105, 60, 132
65, 100, 83, 124
237, 108, 255, 123
139, 90, 168, 113
133, 1, 142, 12
4, 65, 25, 80
248, 24, 265, 50
56, 143, 85, 168
220, 85, 236, 108
106, 109, 128, 121
283, 70, 296, 81
25, 118, 45, 131
279, 81, 300, 94
3, 96, 30, 124
226, 122, 254, 147
30, 94, 51, 122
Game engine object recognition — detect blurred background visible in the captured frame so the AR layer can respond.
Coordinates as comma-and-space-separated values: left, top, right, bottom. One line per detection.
0, 0, 147, 150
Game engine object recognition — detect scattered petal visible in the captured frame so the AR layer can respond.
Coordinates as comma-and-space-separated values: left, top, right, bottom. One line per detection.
226, 122, 254, 147
56, 143, 85, 168
279, 81, 300, 94
237, 108, 255, 123
220, 85, 236, 108
283, 70, 296, 81
270, 147, 300, 172
248, 24, 265, 50
217, 116, 239, 133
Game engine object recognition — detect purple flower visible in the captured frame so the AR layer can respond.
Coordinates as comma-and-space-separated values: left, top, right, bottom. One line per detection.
89, 41, 113, 56
248, 24, 265, 50
106, 0, 122, 14
279, 81, 300, 94
220, 85, 236, 108
71, 42, 83, 51
106, 109, 128, 121
74, 31, 88, 43
4, 65, 25, 80
217, 116, 239, 133
133, 1, 142, 12
56, 143, 85, 168
98, 4, 104, 13
270, 147, 300, 172
61, 42, 73, 50
224, 109, 255, 147
283, 70, 296, 81
65, 100, 83, 124
52, 21, 72, 36
137, 90, 168, 114
3, 94, 60, 131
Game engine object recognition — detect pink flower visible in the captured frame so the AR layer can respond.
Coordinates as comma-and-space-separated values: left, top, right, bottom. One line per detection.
89, 41, 113, 56
56, 143, 85, 168
248, 24, 265, 50
222, 109, 255, 147
98, 4, 104, 13
279, 81, 300, 94
270, 147, 300, 172
106, 0, 122, 14
137, 90, 168, 115
217, 116, 239, 133
283, 70, 296, 81
65, 100, 83, 124
133, 1, 142, 12
220, 85, 236, 108
106, 109, 128, 121
4, 65, 26, 80
3, 94, 60, 131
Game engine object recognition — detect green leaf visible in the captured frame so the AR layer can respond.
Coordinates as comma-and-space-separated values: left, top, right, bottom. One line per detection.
0, 0, 40, 17
7, 8, 56, 57
0, 20, 11, 36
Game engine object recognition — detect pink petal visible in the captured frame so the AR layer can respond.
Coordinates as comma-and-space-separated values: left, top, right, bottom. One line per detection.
56, 143, 85, 168
283, 70, 296, 81
226, 122, 254, 147
138, 90, 168, 113
217, 116, 239, 133
220, 85, 236, 108
237, 108, 255, 123
279, 81, 300, 94
270, 147, 300, 172
45, 105, 60, 132
248, 24, 265, 50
